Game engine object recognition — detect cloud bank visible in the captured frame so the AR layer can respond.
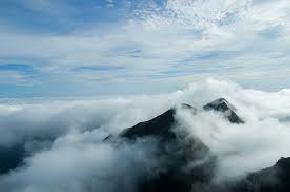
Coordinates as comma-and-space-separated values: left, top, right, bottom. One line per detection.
1, 79, 290, 191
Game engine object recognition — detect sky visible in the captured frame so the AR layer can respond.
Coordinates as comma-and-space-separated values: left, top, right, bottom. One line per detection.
1, 0, 290, 97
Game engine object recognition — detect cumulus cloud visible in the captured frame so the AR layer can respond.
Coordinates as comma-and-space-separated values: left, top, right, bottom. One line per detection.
1, 79, 290, 191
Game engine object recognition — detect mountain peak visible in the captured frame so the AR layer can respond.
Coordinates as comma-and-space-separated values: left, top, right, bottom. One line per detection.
203, 98, 244, 123
203, 98, 235, 112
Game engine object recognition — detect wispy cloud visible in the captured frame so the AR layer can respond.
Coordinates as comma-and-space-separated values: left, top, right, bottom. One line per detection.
0, 0, 290, 97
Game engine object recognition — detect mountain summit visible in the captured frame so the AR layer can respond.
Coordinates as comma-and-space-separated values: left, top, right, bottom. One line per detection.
116, 98, 290, 192
203, 98, 244, 123
117, 98, 245, 192
122, 98, 243, 141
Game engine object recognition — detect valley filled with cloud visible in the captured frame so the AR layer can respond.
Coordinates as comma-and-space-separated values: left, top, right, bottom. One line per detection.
1, 79, 290, 191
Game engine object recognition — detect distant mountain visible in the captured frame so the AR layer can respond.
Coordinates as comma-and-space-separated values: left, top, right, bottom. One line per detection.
0, 144, 25, 174
0, 138, 53, 175
118, 98, 245, 192
232, 157, 290, 192
118, 98, 290, 192
203, 98, 244, 123
121, 103, 214, 192
122, 98, 243, 140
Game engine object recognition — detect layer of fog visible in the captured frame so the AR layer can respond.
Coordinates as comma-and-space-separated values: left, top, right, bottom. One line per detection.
2, 78, 290, 191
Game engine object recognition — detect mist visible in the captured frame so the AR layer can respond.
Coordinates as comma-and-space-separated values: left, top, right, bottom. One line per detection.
1, 78, 290, 191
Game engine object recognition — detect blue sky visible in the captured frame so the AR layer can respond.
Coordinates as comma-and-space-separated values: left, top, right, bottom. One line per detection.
1, 0, 290, 97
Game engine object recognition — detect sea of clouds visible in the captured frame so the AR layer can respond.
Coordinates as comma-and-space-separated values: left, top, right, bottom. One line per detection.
1, 78, 290, 191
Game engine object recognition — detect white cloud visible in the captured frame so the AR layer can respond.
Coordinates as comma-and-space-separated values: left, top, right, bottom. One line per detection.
0, 138, 160, 192
1, 79, 290, 190
106, 0, 114, 7
1, 0, 290, 93
174, 78, 290, 180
